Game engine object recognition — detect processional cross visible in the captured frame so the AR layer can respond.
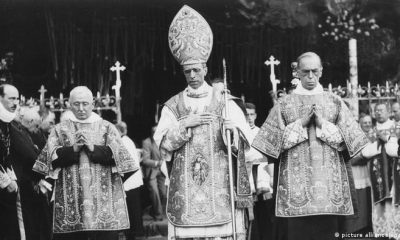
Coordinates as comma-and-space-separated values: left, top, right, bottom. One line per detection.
264, 55, 280, 94
110, 61, 126, 123
38, 85, 47, 107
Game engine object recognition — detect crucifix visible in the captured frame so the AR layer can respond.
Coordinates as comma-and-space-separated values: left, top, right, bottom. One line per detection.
38, 85, 47, 107
110, 61, 126, 123
264, 55, 280, 95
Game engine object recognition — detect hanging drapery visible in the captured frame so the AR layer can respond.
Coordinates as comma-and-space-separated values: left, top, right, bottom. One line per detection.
44, 5, 312, 119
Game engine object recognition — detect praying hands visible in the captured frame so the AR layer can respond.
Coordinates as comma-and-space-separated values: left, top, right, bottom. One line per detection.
74, 132, 94, 152
301, 104, 323, 128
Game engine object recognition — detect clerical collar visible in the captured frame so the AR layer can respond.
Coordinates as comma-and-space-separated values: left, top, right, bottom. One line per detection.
0, 102, 16, 123
186, 82, 211, 98
376, 119, 394, 130
293, 83, 323, 95
68, 112, 102, 123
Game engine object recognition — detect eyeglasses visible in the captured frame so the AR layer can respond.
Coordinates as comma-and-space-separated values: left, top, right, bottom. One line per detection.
297, 69, 322, 77
375, 109, 387, 113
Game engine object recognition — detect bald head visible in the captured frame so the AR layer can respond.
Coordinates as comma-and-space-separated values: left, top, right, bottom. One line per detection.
69, 86, 93, 102
392, 102, 400, 122
19, 107, 41, 133
69, 86, 94, 120
297, 52, 322, 68
0, 84, 19, 112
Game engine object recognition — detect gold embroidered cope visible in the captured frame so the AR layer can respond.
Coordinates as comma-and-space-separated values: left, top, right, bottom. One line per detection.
163, 92, 251, 227
252, 92, 368, 217
33, 119, 138, 233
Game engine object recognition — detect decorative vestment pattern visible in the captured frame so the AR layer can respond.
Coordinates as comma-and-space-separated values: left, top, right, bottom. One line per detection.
33, 119, 138, 233
164, 92, 251, 227
252, 92, 368, 217
168, 5, 213, 65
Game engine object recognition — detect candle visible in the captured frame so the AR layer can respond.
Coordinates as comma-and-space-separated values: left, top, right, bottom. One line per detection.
386, 81, 389, 94
50, 96, 54, 108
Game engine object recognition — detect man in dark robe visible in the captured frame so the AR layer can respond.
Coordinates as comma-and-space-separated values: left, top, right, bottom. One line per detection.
0, 84, 41, 240
142, 124, 167, 221
18, 106, 52, 240
358, 103, 400, 238
340, 115, 373, 235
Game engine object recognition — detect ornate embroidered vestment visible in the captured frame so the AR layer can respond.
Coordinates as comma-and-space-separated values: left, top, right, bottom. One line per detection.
33, 119, 138, 233
252, 92, 368, 217
164, 92, 251, 227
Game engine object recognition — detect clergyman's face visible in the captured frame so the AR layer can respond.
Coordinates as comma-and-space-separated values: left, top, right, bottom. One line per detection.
297, 56, 322, 90
246, 108, 257, 128
359, 116, 372, 133
392, 103, 400, 122
69, 91, 94, 120
375, 104, 389, 124
0, 85, 19, 113
40, 115, 55, 133
23, 118, 40, 133
183, 63, 207, 89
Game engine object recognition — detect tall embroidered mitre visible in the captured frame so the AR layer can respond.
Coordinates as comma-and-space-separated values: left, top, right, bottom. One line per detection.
168, 5, 213, 65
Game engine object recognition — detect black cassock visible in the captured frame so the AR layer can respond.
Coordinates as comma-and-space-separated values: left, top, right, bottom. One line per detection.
0, 120, 41, 240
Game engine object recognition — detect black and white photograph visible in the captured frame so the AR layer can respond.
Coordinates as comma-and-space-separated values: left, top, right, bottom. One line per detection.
1, 0, 400, 239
